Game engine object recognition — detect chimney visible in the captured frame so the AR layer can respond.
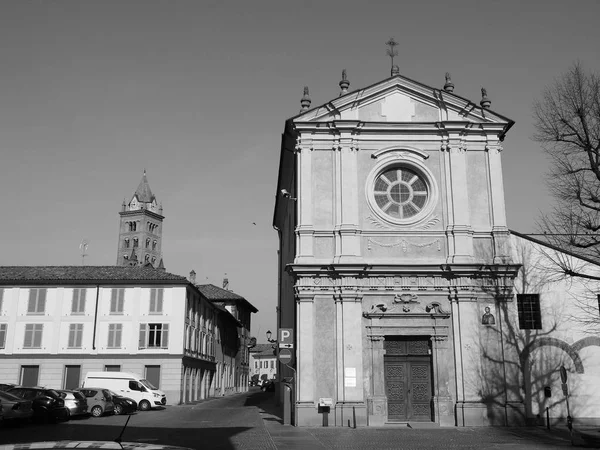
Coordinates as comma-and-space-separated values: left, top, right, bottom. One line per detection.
223, 276, 229, 290
189, 270, 196, 285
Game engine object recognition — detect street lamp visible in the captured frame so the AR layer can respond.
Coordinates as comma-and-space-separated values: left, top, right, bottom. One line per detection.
266, 330, 277, 343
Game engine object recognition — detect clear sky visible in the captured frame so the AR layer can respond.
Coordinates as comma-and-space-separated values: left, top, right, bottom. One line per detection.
1, 0, 599, 341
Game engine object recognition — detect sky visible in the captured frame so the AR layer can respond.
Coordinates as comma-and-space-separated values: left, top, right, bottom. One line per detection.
1, 0, 599, 342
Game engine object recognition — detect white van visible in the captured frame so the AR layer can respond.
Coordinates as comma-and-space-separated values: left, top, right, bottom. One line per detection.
83, 371, 166, 410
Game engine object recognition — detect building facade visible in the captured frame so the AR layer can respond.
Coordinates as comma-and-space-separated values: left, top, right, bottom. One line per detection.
196, 282, 258, 394
507, 232, 600, 426
117, 171, 165, 269
249, 344, 277, 384
274, 69, 525, 427
0, 266, 246, 404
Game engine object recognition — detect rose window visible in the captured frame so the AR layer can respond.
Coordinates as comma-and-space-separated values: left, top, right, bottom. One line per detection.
373, 167, 428, 219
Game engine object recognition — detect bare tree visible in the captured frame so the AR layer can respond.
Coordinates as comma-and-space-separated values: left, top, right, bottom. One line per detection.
533, 62, 600, 282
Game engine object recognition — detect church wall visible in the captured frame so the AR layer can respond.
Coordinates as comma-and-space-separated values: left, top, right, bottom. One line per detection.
508, 234, 600, 426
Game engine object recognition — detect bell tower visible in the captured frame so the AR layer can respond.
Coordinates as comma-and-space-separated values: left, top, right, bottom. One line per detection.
116, 170, 165, 268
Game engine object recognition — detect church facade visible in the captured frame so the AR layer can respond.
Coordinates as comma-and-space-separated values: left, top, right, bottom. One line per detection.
273, 68, 600, 427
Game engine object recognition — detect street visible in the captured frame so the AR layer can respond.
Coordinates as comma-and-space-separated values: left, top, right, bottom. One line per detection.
0, 388, 590, 449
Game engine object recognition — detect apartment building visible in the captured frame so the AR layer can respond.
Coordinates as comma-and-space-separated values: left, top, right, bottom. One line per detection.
0, 266, 247, 404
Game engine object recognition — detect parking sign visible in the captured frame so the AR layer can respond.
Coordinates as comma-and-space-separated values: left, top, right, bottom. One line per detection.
279, 328, 293, 348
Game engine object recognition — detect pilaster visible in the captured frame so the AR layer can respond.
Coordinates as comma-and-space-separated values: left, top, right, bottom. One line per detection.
335, 123, 362, 263
486, 138, 510, 263
367, 335, 387, 426
296, 137, 314, 262
296, 292, 314, 403
443, 134, 474, 263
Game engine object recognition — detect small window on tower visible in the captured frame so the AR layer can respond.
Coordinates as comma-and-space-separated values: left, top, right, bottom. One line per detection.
145, 254, 150, 262
124, 255, 129, 260
133, 238, 139, 248
146, 238, 150, 248
124, 238, 130, 248
153, 241, 157, 250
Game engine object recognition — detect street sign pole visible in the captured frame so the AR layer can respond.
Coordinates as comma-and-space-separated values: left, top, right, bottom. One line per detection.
560, 365, 573, 444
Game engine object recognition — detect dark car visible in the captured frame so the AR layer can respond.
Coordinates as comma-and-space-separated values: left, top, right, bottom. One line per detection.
0, 383, 17, 392
106, 390, 137, 415
260, 380, 275, 392
7, 387, 68, 423
56, 390, 88, 419
0, 390, 34, 422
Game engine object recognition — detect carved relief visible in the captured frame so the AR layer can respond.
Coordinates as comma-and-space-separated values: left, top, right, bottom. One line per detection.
366, 214, 440, 231
367, 237, 442, 252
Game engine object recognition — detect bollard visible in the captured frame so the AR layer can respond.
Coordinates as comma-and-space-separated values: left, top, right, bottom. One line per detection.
546, 407, 550, 430
283, 384, 292, 425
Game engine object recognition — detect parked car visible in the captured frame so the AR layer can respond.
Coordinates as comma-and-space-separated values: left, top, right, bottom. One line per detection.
0, 390, 34, 423
83, 372, 166, 410
0, 383, 17, 392
7, 387, 68, 423
75, 388, 115, 417
260, 380, 275, 392
106, 390, 137, 415
56, 390, 88, 419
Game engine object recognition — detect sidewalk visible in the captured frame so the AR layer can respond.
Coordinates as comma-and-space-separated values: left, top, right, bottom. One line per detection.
252, 391, 600, 449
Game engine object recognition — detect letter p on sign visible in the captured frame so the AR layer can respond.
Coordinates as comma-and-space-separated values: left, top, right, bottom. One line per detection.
279, 328, 293, 345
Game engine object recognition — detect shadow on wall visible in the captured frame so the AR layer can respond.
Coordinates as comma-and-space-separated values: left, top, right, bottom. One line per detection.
470, 241, 597, 426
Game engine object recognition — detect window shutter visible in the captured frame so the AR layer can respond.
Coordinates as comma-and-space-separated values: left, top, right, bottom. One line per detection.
139, 324, 147, 349
33, 324, 43, 348
118, 289, 125, 312
111, 289, 117, 312
115, 324, 122, 348
24, 325, 33, 347
38, 289, 47, 313
72, 289, 79, 313
80, 289, 87, 312
68, 324, 75, 348
150, 289, 156, 312
162, 324, 169, 348
157, 289, 164, 313
27, 290, 36, 313
0, 323, 6, 348
76, 324, 83, 347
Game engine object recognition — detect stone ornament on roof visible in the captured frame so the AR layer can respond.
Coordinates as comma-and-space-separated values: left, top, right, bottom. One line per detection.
339, 69, 350, 96
443, 72, 454, 93
300, 86, 311, 112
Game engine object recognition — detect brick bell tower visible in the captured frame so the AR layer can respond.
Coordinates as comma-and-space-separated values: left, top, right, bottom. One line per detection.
116, 170, 165, 268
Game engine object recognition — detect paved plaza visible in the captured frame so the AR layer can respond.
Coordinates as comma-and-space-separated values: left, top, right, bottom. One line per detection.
0, 389, 598, 449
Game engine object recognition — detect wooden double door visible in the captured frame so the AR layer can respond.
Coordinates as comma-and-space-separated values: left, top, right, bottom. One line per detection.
384, 339, 433, 422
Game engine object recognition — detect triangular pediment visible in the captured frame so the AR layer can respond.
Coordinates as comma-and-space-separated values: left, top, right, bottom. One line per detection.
293, 75, 511, 125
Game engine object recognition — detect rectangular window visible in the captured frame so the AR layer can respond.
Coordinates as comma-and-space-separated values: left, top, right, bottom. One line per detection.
21, 365, 39, 386
68, 324, 83, 348
0, 323, 6, 349
517, 294, 542, 330
27, 289, 47, 314
110, 289, 125, 314
71, 289, 87, 314
149, 288, 164, 314
270, 360, 274, 369
104, 365, 121, 372
107, 324, 122, 348
254, 361, 258, 369
597, 294, 600, 315
139, 323, 169, 349
145, 365, 161, 388
64, 365, 81, 390
23, 324, 43, 348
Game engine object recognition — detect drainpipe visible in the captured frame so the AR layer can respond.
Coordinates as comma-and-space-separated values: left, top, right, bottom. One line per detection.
92, 285, 100, 350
